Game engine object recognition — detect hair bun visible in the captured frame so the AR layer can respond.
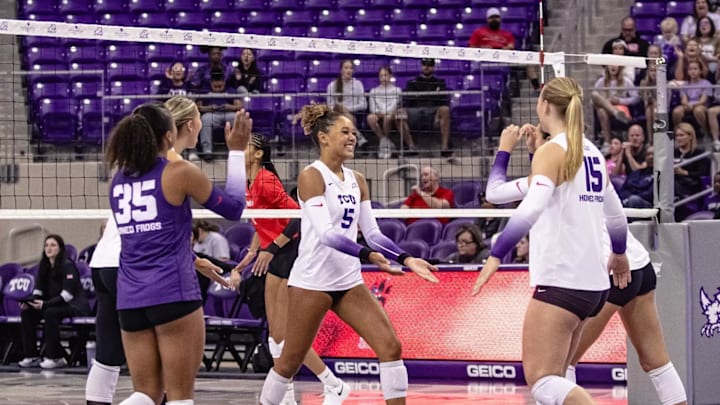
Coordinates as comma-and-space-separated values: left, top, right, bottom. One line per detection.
300, 102, 329, 136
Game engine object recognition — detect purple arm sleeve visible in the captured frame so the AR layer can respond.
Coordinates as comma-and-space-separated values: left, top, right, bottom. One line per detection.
304, 196, 370, 259
487, 151, 511, 191
202, 151, 247, 220
203, 187, 246, 221
357, 201, 408, 263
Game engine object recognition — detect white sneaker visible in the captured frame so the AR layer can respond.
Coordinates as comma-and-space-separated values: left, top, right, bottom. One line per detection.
356, 131, 368, 147
713, 140, 720, 152
378, 137, 394, 159
322, 380, 351, 405
18, 357, 41, 368
280, 382, 297, 405
39, 357, 67, 369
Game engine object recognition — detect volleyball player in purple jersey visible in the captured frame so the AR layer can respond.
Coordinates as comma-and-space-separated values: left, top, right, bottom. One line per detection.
106, 103, 250, 405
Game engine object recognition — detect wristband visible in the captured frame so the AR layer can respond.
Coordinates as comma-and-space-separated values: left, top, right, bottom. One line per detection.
263, 242, 281, 255
359, 247, 374, 262
397, 253, 411, 266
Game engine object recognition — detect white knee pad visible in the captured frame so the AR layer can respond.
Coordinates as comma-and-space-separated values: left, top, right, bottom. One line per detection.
86, 360, 121, 403
379, 360, 408, 400
119, 392, 154, 405
565, 365, 577, 384
648, 362, 687, 405
166, 401, 193, 405
268, 337, 284, 359
531, 375, 578, 405
260, 368, 293, 405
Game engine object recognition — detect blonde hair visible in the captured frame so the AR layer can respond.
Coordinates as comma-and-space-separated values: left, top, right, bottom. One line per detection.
660, 17, 678, 34
675, 122, 697, 152
541, 77, 585, 181
164, 96, 198, 130
602, 65, 626, 98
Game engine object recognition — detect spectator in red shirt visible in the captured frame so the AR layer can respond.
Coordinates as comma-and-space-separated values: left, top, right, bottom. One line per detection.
401, 166, 455, 224
468, 8, 515, 50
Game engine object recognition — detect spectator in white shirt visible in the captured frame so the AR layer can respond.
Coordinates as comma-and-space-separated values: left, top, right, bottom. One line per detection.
192, 220, 230, 262
367, 66, 414, 159
326, 60, 369, 147
680, 0, 720, 44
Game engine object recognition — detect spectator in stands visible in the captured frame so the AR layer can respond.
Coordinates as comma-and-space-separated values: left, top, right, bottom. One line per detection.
512, 235, 529, 264
706, 171, 720, 216
639, 63, 657, 141
475, 193, 507, 239
610, 39, 637, 83
18, 234, 90, 369
707, 86, 720, 151
159, 61, 189, 97
675, 38, 710, 82
444, 224, 489, 264
326, 59, 369, 147
591, 64, 639, 149
468, 8, 515, 50
192, 220, 231, 262
367, 66, 414, 159
674, 123, 711, 202
190, 46, 230, 92
602, 16, 649, 58
228, 48, 263, 94
401, 166, 455, 224
606, 134, 627, 191
656, 18, 683, 77
619, 146, 654, 208
197, 68, 243, 160
405, 59, 452, 156
680, 0, 720, 44
696, 16, 720, 76
622, 124, 648, 176
672, 61, 711, 134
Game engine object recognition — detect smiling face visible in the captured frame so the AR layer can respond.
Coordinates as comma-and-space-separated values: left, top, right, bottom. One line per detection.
319, 114, 357, 160
696, 0, 709, 17
420, 166, 438, 192
699, 17, 713, 36
170, 62, 185, 81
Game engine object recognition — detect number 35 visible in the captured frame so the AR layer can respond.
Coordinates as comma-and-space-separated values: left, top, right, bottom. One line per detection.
112, 180, 158, 225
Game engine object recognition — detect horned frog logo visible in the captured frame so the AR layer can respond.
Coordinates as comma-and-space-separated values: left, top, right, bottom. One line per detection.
699, 287, 720, 338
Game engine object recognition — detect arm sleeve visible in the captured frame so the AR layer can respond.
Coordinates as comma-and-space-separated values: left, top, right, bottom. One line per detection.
304, 195, 368, 258
281, 218, 300, 239
603, 182, 628, 254
202, 151, 246, 220
357, 200, 408, 263
490, 175, 555, 259
485, 151, 529, 204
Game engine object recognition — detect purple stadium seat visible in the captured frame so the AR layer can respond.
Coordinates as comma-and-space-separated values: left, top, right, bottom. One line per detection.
305, 76, 329, 93
25, 47, 65, 66
62, 14, 98, 24
307, 25, 344, 39
379, 24, 416, 42
27, 63, 68, 85
109, 79, 148, 96
303, 0, 333, 9
666, 1, 694, 18
106, 44, 145, 63
279, 10, 314, 27
389, 8, 425, 24
64, 244, 78, 262
416, 24, 453, 43
404, 0, 436, 8
107, 61, 147, 81
354, 60, 385, 78
268, 0, 299, 10
198, 0, 234, 11
318, 9, 355, 26
453, 23, 475, 45
435, 59, 468, 75
146, 62, 168, 80
66, 45, 104, 64
307, 59, 340, 79
94, 0, 129, 14
78, 99, 112, 144
354, 9, 389, 25
210, 10, 245, 32
165, 0, 198, 12
451, 182, 481, 207
442, 218, 476, 241
98, 13, 135, 26
235, 0, 266, 10
377, 219, 406, 243
19, 0, 57, 15
425, 7, 460, 24
146, 44, 183, 63
267, 77, 305, 93
634, 17, 660, 36
267, 60, 307, 79
0, 263, 24, 293
430, 240, 457, 260
37, 99, 78, 143
173, 11, 210, 30
3, 273, 35, 316
397, 240, 429, 259
245, 11, 280, 27
110, 98, 145, 121
136, 12, 171, 28
57, 0, 93, 15
367, 0, 401, 8
32, 81, 70, 100
460, 7, 486, 25
225, 223, 255, 250
337, 0, 366, 10
243, 96, 276, 134
71, 79, 103, 99
502, 22, 528, 42
344, 25, 379, 40
69, 61, 105, 81
404, 219, 443, 245
128, 0, 162, 13
469, 61, 511, 76
256, 50, 295, 62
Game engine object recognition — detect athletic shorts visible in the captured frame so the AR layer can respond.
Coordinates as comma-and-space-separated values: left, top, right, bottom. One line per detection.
118, 300, 202, 332
287, 286, 351, 307
607, 262, 656, 307
267, 238, 299, 280
532, 286, 609, 321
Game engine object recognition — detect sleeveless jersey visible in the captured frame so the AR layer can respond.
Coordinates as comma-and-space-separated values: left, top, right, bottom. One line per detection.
529, 134, 611, 291
246, 168, 299, 248
288, 161, 364, 291
109, 157, 199, 310
88, 214, 120, 269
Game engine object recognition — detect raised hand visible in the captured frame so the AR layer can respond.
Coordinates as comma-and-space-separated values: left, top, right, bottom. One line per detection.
404, 257, 440, 283
522, 123, 544, 154
225, 109, 252, 151
498, 124, 523, 153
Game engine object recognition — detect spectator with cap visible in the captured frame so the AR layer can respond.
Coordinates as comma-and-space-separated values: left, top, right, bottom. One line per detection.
602, 16, 649, 58
468, 8, 515, 50
404, 59, 452, 156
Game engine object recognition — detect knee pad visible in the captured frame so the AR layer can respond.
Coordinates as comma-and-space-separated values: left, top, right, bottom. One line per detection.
531, 375, 577, 405
260, 369, 292, 405
166, 401, 193, 405
119, 392, 154, 405
268, 337, 284, 359
85, 360, 121, 403
648, 362, 687, 405
379, 360, 408, 400
565, 365, 577, 384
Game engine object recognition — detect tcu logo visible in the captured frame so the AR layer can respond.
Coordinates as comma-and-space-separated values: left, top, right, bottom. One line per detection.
94, 27, 103, 36
139, 30, 149, 39
47, 24, 57, 34
8, 277, 31, 293
337, 194, 356, 205
183, 33, 193, 41
0, 22, 8, 31
700, 287, 720, 337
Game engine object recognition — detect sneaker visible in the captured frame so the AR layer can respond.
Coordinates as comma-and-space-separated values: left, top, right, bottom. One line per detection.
378, 137, 393, 159
39, 357, 67, 369
18, 357, 41, 368
613, 109, 630, 124
322, 380, 351, 405
714, 140, 720, 152
356, 131, 368, 148
440, 149, 454, 158
280, 383, 297, 405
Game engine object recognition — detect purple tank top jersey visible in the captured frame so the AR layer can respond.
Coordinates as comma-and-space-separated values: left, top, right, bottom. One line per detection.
109, 157, 200, 310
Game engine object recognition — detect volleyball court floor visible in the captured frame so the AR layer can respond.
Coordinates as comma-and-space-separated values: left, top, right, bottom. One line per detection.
0, 369, 627, 404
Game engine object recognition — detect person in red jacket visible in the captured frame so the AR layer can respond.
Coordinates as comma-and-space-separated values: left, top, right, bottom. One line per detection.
401, 166, 455, 224
468, 8, 516, 50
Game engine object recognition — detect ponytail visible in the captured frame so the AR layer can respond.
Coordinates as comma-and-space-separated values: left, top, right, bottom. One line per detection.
564, 93, 585, 181
105, 114, 160, 175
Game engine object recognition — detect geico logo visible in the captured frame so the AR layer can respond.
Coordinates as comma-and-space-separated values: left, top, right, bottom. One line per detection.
467, 382, 517, 395
611, 368, 627, 382
334, 362, 380, 375
466, 365, 517, 379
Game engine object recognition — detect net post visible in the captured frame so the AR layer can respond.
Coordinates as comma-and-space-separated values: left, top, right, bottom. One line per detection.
653, 60, 674, 223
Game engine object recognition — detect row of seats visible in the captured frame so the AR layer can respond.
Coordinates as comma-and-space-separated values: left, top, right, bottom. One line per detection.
630, 1, 697, 39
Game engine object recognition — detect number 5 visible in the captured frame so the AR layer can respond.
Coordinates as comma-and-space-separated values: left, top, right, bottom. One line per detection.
341, 208, 355, 229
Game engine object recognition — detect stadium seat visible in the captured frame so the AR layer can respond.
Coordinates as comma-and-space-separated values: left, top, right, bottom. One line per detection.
442, 218, 476, 241
98, 13, 135, 26
307, 59, 340, 79
172, 11, 210, 30
367, 0, 401, 9
31, 81, 70, 100
106, 44, 145, 63
136, 12, 171, 28
37, 99, 78, 143
666, 1, 694, 18
209, 10, 244, 32
379, 24, 417, 43
267, 77, 305, 94
243, 96, 277, 136
337, 0, 365, 10
451, 182, 482, 207
128, 0, 162, 13
78, 99, 112, 144
452, 23, 475, 45
67, 45, 104, 65
460, 7, 486, 25
94, 0, 129, 14
282, 10, 317, 27
71, 79, 104, 99
266, 60, 308, 79
398, 240, 430, 259
389, 8, 425, 25
425, 7, 460, 25
404, 219, 443, 245
145, 44, 183, 63
416, 24, 453, 43
69, 61, 105, 82
377, 219, 406, 243
403, 0, 436, 8
343, 25, 378, 41
244, 11, 280, 28
62, 14, 98, 24
198, 0, 234, 11
25, 47, 65, 66
107, 61, 147, 81
354, 9, 389, 25
19, 0, 58, 15
318, 9, 355, 26
430, 240, 457, 260
58, 0, 93, 16
235, 0, 267, 10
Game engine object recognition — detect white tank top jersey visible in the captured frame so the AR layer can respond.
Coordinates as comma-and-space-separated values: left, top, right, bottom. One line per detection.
288, 160, 365, 291
529, 134, 611, 291
602, 227, 651, 271
88, 214, 121, 268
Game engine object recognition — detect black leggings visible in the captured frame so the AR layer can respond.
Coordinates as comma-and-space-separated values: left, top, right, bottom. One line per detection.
91, 267, 125, 367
